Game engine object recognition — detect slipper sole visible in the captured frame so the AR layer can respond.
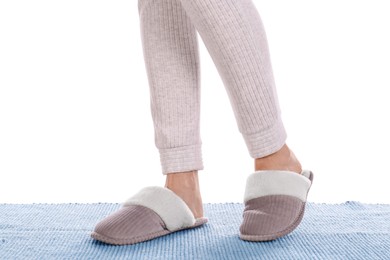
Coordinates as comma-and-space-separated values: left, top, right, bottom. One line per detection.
91, 217, 208, 245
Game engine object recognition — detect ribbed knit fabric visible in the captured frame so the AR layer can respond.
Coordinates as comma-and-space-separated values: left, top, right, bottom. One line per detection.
239, 170, 313, 241
93, 205, 168, 244
240, 195, 306, 241
138, 0, 287, 175
92, 204, 207, 245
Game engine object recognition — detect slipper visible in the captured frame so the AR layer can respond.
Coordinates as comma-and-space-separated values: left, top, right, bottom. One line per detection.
239, 169, 314, 242
91, 186, 208, 245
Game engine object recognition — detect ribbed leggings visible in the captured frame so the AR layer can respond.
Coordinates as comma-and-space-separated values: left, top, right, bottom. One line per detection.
138, 0, 287, 175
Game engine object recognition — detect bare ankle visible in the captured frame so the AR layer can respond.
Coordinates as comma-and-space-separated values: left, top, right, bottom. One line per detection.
165, 170, 199, 188
254, 144, 302, 174
164, 170, 204, 219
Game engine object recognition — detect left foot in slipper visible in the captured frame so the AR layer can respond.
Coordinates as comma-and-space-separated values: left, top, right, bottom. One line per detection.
240, 143, 313, 242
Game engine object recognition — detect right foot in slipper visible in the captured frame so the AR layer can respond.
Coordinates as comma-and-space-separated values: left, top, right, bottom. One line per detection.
91, 185, 207, 245
90, 170, 207, 245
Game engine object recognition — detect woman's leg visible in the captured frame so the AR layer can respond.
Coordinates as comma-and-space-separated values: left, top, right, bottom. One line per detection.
138, 0, 204, 218
177, 0, 301, 172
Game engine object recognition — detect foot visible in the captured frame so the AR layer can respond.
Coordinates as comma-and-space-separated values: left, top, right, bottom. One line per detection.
254, 143, 302, 174
164, 170, 204, 219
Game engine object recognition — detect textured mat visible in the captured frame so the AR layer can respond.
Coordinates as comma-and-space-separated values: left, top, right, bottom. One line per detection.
0, 201, 389, 259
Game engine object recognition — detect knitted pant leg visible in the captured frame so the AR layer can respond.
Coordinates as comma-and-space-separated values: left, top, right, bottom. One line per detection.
178, 0, 287, 158
138, 0, 203, 175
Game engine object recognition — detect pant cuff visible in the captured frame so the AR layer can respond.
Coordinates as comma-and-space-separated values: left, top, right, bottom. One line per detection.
242, 117, 287, 159
158, 143, 204, 175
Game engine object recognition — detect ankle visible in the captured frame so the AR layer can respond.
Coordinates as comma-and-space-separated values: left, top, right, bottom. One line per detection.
254, 144, 302, 174
165, 170, 200, 188
164, 170, 204, 219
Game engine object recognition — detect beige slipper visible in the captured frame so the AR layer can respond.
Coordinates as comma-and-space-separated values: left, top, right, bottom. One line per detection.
91, 186, 208, 245
239, 169, 314, 241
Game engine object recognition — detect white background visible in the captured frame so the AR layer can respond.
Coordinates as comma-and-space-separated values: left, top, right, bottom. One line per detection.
1, 0, 389, 204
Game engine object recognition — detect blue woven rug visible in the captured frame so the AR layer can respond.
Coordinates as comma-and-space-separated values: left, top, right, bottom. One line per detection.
1, 201, 389, 259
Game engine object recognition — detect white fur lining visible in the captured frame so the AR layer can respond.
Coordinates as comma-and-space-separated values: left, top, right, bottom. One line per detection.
244, 169, 312, 204
121, 186, 196, 231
